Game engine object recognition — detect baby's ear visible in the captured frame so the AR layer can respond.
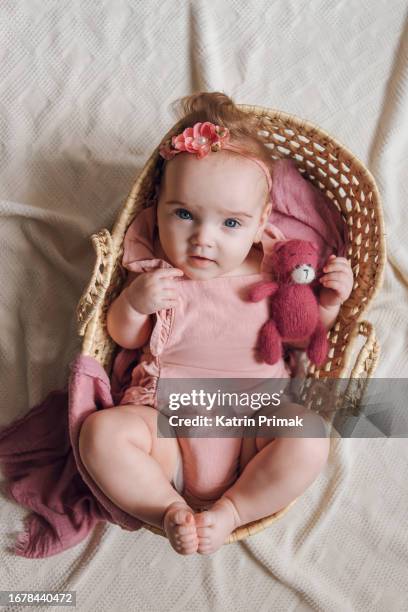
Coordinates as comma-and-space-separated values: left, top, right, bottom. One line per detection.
254, 226, 263, 243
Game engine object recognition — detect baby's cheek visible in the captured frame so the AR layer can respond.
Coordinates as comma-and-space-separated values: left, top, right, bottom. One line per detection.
229, 249, 246, 267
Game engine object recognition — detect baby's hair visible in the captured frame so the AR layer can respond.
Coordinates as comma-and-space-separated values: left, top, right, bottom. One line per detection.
157, 91, 274, 207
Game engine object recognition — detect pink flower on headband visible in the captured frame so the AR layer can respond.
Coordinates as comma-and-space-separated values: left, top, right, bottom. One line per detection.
159, 121, 230, 160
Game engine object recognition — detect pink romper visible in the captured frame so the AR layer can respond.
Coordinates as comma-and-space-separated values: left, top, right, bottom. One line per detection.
119, 204, 291, 508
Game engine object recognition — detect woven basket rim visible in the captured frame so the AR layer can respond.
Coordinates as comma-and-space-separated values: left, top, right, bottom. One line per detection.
239, 104, 381, 185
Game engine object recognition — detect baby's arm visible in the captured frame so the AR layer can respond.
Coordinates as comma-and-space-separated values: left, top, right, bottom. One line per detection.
107, 267, 184, 349
107, 272, 153, 349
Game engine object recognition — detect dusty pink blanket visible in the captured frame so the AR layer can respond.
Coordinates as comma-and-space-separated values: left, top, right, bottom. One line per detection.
0, 159, 348, 558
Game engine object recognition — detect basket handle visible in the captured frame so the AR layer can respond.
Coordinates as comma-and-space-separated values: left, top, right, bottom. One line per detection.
349, 319, 380, 379
76, 229, 114, 337
323, 319, 381, 424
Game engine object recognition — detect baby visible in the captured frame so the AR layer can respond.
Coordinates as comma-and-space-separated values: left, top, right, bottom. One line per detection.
79, 95, 354, 555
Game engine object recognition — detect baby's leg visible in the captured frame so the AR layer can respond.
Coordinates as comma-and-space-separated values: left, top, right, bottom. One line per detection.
194, 404, 330, 554
78, 404, 198, 555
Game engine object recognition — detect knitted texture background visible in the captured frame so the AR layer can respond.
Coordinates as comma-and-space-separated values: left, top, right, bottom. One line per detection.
1, 1, 407, 610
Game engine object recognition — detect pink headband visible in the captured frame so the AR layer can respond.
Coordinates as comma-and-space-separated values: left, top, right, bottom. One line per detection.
159, 121, 272, 194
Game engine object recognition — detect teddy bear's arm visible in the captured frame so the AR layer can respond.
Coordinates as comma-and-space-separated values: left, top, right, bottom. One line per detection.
249, 281, 279, 302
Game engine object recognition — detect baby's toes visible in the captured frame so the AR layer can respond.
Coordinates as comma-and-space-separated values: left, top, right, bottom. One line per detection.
175, 533, 198, 554
174, 522, 196, 537
196, 525, 212, 543
176, 542, 199, 555
196, 532, 211, 545
195, 511, 215, 540
177, 533, 198, 547
173, 507, 194, 527
163, 502, 198, 555
197, 541, 215, 555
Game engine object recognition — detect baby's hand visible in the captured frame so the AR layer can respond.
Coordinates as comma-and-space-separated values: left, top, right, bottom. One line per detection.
319, 255, 354, 308
124, 268, 184, 314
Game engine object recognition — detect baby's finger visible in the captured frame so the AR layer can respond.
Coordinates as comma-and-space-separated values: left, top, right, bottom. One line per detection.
154, 304, 176, 313
320, 279, 343, 292
162, 298, 179, 309
161, 288, 179, 299
153, 267, 185, 279
320, 272, 345, 282
323, 261, 351, 273
324, 256, 350, 266
160, 275, 182, 284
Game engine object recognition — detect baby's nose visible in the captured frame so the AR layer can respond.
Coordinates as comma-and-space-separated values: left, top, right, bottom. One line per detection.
190, 224, 215, 247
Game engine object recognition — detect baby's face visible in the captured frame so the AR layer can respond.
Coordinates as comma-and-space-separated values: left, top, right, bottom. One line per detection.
156, 152, 272, 280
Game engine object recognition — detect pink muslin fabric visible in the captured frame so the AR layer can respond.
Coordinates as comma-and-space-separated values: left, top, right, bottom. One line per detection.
0, 158, 348, 557
270, 158, 348, 265
0, 355, 144, 559
118, 203, 291, 507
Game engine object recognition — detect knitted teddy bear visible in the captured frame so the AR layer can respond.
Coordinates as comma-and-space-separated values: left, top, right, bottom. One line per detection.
249, 239, 329, 367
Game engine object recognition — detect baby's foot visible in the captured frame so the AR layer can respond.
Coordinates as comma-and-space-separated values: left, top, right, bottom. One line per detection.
194, 496, 241, 555
162, 501, 198, 555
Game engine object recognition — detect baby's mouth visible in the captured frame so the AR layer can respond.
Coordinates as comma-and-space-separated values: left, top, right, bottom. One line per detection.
188, 255, 214, 261
187, 255, 216, 267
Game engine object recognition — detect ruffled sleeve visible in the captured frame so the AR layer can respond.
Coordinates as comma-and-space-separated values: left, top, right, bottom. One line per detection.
122, 203, 173, 275
121, 204, 174, 358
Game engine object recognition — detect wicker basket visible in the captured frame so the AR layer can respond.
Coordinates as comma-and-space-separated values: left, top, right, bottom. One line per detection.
76, 105, 386, 544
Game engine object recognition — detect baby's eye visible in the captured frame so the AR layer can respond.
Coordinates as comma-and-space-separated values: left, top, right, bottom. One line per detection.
175, 208, 193, 220
224, 218, 241, 228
